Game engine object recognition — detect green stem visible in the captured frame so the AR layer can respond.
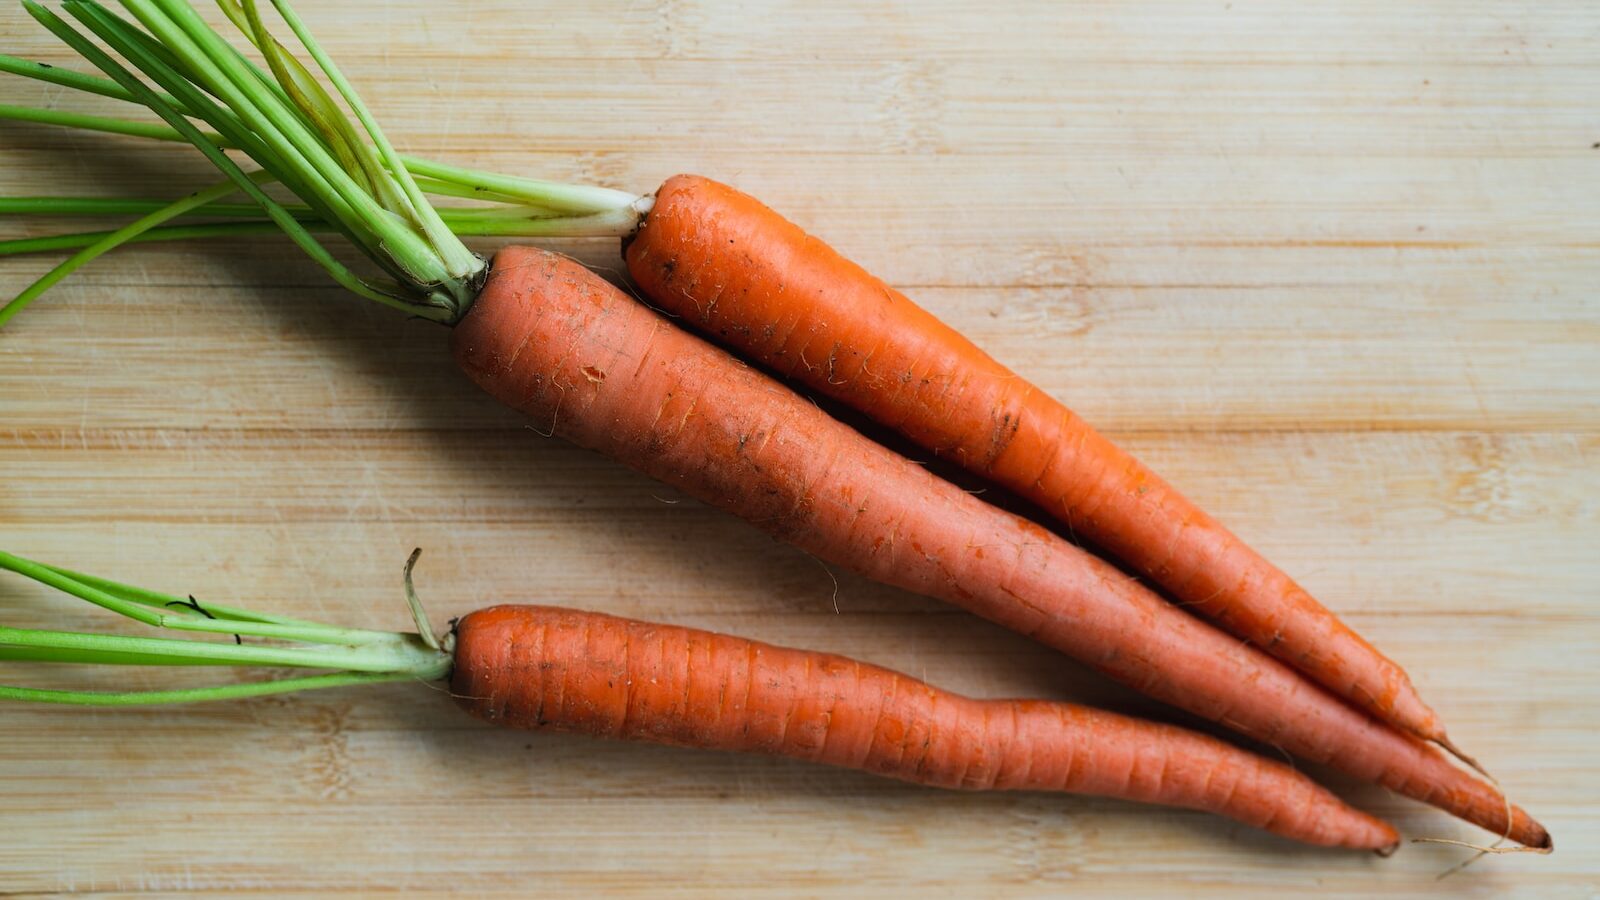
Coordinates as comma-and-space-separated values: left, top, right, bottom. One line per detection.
400, 156, 642, 216
225, 0, 389, 209
0, 50, 178, 102
60, 2, 396, 276
0, 197, 299, 217
0, 208, 637, 258
1, 1, 649, 323
266, 0, 477, 279
0, 102, 644, 222
402, 548, 441, 651
0, 550, 398, 646
0, 222, 288, 256
449, 205, 642, 238
0, 31, 646, 216
26, 2, 449, 321
34, 560, 337, 628
0, 174, 255, 329
1, 645, 248, 665
0, 549, 455, 706
409, 176, 563, 210
69, 0, 384, 259
0, 101, 219, 143
0, 625, 432, 672
122, 0, 443, 280
0, 671, 416, 706
0, 196, 576, 225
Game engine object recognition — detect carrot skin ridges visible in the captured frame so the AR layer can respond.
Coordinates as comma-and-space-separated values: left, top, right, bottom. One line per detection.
623, 174, 1443, 746
452, 604, 1398, 850
450, 246, 1547, 848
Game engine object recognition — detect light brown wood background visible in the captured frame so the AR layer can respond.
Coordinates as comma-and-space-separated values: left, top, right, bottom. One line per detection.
2, 1, 1596, 895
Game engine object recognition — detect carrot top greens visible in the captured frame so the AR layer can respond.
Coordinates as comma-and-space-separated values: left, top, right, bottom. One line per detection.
0, 549, 451, 705
0, 0, 647, 327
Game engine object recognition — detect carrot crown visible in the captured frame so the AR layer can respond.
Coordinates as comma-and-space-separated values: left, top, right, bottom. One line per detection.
0, 0, 647, 326
0, 548, 451, 705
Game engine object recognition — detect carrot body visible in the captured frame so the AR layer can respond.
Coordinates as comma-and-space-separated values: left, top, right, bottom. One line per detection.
452, 604, 1397, 850
450, 246, 1547, 847
623, 174, 1442, 747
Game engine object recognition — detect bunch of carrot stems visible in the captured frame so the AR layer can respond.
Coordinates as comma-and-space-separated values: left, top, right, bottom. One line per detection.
0, 0, 639, 327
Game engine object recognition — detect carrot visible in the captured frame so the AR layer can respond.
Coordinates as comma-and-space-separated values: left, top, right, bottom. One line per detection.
453, 604, 1400, 851
452, 247, 1547, 849
622, 174, 1448, 750
0, 1, 1546, 851
0, 552, 1395, 852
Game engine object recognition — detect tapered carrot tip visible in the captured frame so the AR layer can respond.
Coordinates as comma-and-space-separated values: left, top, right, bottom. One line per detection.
1364, 818, 1404, 855
1480, 797, 1551, 852
1523, 819, 1554, 852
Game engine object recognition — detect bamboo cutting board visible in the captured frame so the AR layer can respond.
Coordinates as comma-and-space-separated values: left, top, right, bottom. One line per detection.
1, 1, 1596, 895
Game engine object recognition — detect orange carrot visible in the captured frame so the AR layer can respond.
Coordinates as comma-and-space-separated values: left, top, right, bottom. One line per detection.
453, 604, 1399, 851
452, 246, 1547, 848
0, 553, 1389, 851
623, 174, 1447, 750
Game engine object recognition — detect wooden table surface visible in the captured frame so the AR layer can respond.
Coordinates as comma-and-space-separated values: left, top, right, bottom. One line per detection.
2, 1, 1596, 895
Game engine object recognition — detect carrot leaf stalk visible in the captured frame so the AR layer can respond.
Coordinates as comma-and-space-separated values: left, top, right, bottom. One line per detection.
0, 197, 645, 259
0, 174, 267, 328
0, 549, 451, 705
401, 547, 441, 652
0, 0, 644, 326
